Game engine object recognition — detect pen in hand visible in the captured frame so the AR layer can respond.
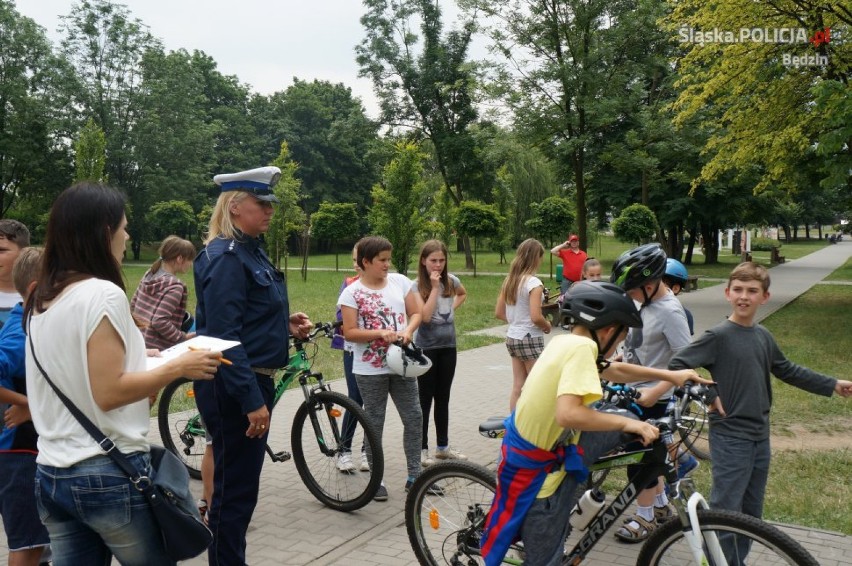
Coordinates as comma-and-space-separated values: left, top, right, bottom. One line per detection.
188, 345, 233, 365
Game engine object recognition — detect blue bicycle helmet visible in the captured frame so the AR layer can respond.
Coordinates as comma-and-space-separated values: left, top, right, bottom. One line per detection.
664, 258, 689, 286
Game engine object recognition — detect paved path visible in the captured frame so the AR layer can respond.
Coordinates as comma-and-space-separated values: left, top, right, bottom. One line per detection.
2, 241, 850, 564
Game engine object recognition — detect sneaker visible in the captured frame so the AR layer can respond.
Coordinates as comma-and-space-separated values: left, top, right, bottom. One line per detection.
405, 479, 445, 496
360, 450, 370, 472
373, 483, 388, 502
435, 446, 467, 461
421, 449, 435, 467
336, 452, 355, 473
677, 454, 700, 480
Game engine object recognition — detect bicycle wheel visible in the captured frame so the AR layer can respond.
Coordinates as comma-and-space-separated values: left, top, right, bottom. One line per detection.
637, 508, 819, 566
291, 390, 383, 512
157, 378, 205, 479
677, 397, 711, 460
406, 461, 523, 566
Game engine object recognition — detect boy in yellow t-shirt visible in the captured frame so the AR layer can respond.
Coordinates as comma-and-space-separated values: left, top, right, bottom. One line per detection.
481, 282, 706, 566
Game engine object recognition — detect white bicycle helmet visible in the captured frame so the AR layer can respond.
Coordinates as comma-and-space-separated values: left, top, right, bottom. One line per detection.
386, 344, 432, 378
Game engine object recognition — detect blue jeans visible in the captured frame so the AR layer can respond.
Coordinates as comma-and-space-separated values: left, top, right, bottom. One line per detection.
521, 419, 632, 565
35, 452, 175, 566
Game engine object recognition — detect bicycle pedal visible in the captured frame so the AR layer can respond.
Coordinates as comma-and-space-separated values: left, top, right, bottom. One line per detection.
271, 450, 292, 463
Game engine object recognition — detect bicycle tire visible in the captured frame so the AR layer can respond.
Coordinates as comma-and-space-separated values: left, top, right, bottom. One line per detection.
406, 460, 522, 566
157, 377, 204, 479
291, 390, 383, 512
637, 508, 819, 566
677, 397, 711, 461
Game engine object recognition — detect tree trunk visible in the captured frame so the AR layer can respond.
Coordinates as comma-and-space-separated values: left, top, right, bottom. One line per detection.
462, 235, 474, 270
573, 150, 588, 249
684, 226, 697, 265
700, 223, 719, 264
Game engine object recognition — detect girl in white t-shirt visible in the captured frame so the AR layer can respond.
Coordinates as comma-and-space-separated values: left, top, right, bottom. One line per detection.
338, 236, 423, 502
495, 238, 551, 410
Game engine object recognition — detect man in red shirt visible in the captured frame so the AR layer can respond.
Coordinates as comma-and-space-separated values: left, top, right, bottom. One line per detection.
551, 234, 588, 294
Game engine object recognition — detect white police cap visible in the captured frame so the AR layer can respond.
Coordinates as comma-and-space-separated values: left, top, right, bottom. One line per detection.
213, 166, 281, 203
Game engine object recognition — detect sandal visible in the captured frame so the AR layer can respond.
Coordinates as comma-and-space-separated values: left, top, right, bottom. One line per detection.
614, 515, 656, 543
654, 503, 675, 523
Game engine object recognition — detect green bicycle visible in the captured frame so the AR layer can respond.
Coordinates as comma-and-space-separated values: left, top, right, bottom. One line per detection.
156, 321, 383, 512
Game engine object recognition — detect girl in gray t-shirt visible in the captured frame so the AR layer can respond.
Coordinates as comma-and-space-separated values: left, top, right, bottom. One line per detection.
412, 240, 468, 465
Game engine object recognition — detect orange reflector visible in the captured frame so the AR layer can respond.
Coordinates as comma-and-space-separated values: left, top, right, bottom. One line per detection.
429, 507, 440, 530
187, 390, 195, 398
328, 408, 342, 418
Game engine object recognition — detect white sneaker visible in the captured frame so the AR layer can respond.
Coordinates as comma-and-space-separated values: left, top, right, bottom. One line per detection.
435, 447, 467, 461
337, 452, 355, 473
421, 449, 435, 467
360, 450, 370, 472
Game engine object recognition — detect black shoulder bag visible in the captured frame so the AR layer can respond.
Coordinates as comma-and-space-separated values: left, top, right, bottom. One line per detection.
27, 328, 213, 561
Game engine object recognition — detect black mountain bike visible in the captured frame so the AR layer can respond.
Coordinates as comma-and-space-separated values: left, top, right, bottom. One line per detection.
405, 384, 817, 565
156, 322, 383, 512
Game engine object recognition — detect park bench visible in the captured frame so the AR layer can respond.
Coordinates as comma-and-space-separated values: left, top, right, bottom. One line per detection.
684, 275, 699, 292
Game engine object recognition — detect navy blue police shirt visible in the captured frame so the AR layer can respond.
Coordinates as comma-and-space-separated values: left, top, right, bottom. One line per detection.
194, 233, 290, 414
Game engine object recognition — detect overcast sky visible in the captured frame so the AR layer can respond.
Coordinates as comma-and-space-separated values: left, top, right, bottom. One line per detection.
14, 0, 417, 119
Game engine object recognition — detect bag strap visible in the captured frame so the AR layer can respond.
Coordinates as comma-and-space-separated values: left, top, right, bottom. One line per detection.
26, 317, 151, 489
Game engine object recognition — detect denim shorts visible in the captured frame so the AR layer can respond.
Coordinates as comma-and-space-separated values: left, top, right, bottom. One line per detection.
35, 452, 176, 566
0, 453, 50, 550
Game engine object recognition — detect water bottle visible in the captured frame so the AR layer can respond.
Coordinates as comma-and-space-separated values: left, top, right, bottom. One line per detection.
569, 489, 606, 531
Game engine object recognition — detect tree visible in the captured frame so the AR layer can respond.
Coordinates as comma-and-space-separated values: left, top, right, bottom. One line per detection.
311, 203, 362, 271
146, 200, 195, 240
74, 118, 107, 183
455, 201, 502, 277
134, 48, 216, 210
358, 0, 487, 268
463, 0, 668, 249
612, 203, 658, 246
0, 1, 72, 215
60, 0, 160, 258
268, 142, 306, 272
525, 196, 575, 278
253, 80, 380, 213
369, 141, 430, 275
668, 0, 851, 195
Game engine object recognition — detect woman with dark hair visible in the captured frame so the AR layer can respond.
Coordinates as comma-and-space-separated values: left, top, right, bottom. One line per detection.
24, 182, 222, 565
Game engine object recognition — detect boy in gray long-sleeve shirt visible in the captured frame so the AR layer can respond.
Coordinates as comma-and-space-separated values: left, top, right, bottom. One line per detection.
669, 262, 852, 528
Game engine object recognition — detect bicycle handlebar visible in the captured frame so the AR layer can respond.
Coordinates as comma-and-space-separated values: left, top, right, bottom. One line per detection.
293, 321, 342, 344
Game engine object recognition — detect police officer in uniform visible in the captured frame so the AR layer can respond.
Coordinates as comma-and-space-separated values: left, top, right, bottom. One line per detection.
193, 166, 312, 565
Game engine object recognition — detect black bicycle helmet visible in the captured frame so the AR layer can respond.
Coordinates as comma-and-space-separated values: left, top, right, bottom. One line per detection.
610, 243, 667, 290
562, 281, 643, 330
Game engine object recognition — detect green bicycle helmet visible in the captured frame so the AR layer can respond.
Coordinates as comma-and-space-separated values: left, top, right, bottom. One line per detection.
610, 243, 667, 291
562, 281, 643, 330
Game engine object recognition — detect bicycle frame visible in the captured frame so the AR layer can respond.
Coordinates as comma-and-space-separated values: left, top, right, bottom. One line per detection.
563, 430, 724, 565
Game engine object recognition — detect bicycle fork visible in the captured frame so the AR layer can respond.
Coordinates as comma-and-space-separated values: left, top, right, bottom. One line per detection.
300, 378, 341, 457
672, 479, 728, 566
